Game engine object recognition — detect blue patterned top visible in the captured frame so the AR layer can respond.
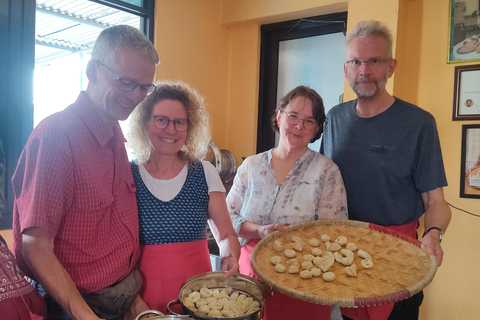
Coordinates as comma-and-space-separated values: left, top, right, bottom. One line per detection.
131, 161, 209, 245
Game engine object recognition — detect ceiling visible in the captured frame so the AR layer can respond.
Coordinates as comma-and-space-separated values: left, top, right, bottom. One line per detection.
35, 0, 141, 64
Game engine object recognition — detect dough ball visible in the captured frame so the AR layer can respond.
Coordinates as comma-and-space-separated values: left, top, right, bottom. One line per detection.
309, 238, 320, 246
321, 234, 330, 242
284, 249, 296, 258
311, 248, 322, 256
335, 236, 347, 246
273, 240, 284, 252
270, 255, 282, 265
311, 267, 322, 277
300, 270, 313, 279
322, 271, 336, 282
361, 259, 374, 269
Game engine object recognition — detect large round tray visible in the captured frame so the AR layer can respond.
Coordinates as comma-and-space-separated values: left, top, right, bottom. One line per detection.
251, 219, 437, 308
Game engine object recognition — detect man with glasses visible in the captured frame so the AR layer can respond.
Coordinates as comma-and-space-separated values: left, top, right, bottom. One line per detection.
12, 25, 159, 320
321, 21, 451, 320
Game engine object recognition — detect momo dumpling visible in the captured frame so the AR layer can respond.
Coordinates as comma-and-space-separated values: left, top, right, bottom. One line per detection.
345, 263, 357, 277
300, 270, 313, 279
326, 242, 341, 252
311, 248, 322, 256
309, 237, 320, 246
303, 254, 315, 262
358, 250, 372, 260
301, 260, 313, 270
197, 304, 210, 314
361, 259, 374, 269
286, 258, 300, 267
188, 291, 201, 302
335, 236, 347, 246
346, 243, 358, 251
288, 265, 299, 273
270, 255, 282, 265
322, 271, 336, 282
284, 249, 296, 258
200, 287, 212, 298
292, 242, 303, 252
208, 309, 223, 317
321, 234, 330, 242
275, 263, 286, 273
291, 235, 303, 244
273, 240, 284, 252
311, 267, 322, 277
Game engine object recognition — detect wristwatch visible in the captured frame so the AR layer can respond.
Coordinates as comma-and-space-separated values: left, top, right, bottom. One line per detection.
422, 227, 443, 243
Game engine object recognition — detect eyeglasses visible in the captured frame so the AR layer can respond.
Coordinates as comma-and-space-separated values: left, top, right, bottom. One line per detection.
151, 115, 188, 132
281, 110, 317, 130
345, 58, 390, 69
97, 60, 155, 95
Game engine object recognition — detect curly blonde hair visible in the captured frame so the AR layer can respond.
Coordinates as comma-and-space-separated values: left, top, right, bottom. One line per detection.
127, 80, 211, 164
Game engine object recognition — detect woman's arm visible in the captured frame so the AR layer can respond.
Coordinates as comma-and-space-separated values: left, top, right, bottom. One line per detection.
208, 191, 241, 278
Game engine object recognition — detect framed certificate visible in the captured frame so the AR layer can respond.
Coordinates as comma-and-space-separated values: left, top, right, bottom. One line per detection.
452, 65, 480, 120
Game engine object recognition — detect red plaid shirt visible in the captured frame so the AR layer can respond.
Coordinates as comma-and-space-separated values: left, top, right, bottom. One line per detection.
12, 92, 139, 294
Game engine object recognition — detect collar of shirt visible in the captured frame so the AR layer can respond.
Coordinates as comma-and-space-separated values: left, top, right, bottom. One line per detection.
266, 148, 313, 167
73, 92, 125, 148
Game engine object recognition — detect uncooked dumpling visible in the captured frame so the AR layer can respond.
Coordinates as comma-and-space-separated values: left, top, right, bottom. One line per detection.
322, 271, 336, 282
321, 234, 330, 242
309, 237, 320, 246
300, 270, 313, 279
311, 248, 322, 256
274, 240, 284, 252
270, 255, 282, 265
284, 249, 296, 258
335, 236, 347, 246
275, 263, 286, 273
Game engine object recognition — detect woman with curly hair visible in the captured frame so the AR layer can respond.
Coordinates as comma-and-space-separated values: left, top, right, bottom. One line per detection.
128, 81, 240, 313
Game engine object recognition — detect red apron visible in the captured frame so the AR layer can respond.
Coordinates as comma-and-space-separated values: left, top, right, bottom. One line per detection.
138, 239, 212, 314
341, 221, 419, 320
240, 239, 331, 320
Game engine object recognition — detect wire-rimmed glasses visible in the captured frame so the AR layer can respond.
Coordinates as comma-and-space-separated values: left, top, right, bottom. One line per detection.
345, 58, 390, 70
97, 60, 155, 95
281, 110, 317, 130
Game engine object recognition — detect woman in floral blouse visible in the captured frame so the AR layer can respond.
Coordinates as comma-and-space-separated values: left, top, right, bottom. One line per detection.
226, 86, 348, 320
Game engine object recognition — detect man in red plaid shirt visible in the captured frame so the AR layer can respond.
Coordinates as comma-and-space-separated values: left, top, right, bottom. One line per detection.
12, 25, 159, 320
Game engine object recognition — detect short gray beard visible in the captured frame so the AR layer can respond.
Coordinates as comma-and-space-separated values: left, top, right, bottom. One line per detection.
349, 75, 388, 101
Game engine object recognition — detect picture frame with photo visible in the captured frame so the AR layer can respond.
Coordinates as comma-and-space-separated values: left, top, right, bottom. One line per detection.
452, 64, 480, 120
460, 124, 480, 199
448, 0, 480, 63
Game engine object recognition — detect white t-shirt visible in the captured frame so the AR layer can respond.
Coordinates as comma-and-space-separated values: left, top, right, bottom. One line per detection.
138, 161, 226, 201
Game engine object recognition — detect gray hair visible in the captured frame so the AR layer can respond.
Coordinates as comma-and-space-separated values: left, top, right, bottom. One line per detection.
347, 20, 394, 58
127, 80, 211, 164
91, 25, 159, 66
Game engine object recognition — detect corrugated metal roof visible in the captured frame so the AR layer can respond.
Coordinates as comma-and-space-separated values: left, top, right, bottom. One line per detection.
36, 0, 141, 64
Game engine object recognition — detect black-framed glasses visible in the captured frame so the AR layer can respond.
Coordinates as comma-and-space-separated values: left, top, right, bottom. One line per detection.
97, 60, 155, 95
345, 58, 390, 70
151, 115, 188, 132
281, 110, 317, 130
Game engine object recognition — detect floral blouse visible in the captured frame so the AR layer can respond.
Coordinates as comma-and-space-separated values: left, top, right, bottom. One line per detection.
227, 149, 348, 246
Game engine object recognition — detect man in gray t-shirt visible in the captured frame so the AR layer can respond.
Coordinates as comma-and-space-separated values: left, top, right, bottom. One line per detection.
320, 21, 451, 320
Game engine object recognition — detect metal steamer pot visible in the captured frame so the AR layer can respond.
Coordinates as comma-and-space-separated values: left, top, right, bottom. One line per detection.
135, 310, 193, 319
168, 272, 269, 320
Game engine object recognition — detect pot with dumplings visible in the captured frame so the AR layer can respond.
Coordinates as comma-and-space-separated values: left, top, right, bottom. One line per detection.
167, 271, 269, 320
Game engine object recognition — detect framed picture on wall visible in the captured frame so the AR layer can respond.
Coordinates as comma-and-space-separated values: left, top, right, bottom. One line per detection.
448, 0, 480, 63
452, 65, 480, 120
460, 124, 480, 199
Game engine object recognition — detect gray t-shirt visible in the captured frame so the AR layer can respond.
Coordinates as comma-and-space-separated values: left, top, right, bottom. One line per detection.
320, 98, 447, 226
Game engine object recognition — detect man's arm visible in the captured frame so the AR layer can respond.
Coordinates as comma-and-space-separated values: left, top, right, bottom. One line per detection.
421, 187, 451, 267
22, 227, 102, 320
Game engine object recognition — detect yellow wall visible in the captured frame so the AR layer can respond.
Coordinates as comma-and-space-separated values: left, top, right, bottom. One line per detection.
154, 0, 480, 318
2, 0, 479, 318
